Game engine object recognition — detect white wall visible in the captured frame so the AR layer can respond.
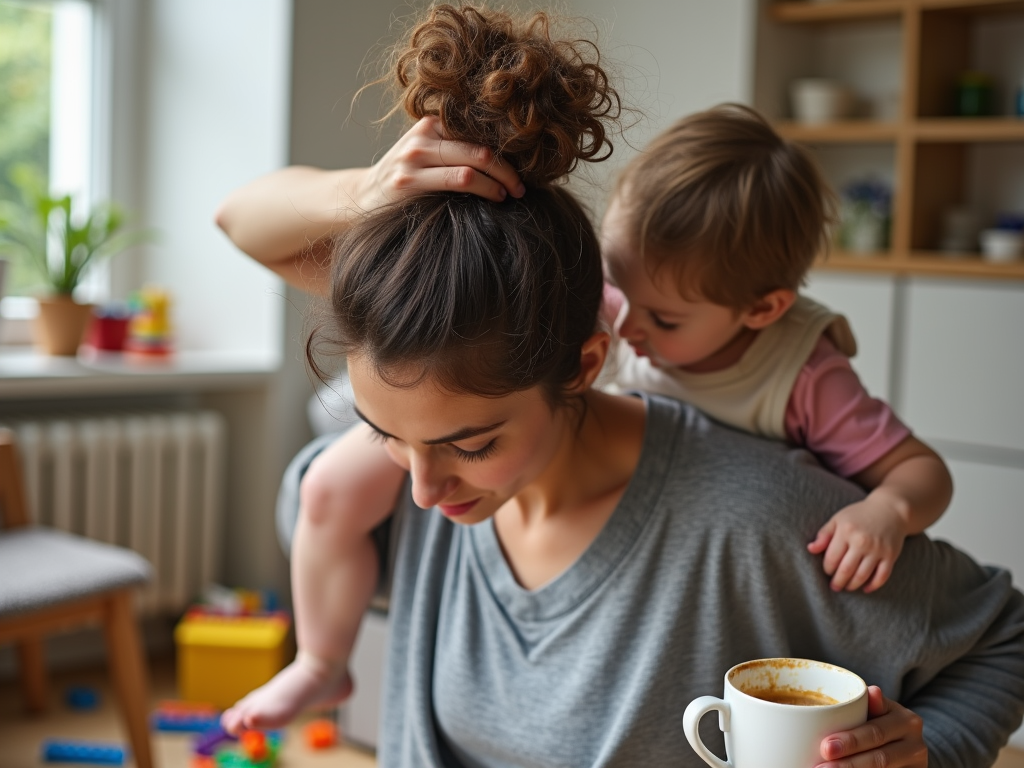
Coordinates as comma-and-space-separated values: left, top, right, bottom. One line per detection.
565, 0, 757, 212
137, 0, 291, 356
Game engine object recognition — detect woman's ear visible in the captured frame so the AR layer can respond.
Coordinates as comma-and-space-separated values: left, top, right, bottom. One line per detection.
568, 331, 611, 394
740, 289, 796, 330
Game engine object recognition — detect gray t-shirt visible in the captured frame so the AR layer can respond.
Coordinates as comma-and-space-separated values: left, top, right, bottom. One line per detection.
378, 394, 1024, 768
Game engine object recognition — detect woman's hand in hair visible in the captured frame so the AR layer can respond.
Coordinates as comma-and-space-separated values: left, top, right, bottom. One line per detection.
358, 116, 526, 207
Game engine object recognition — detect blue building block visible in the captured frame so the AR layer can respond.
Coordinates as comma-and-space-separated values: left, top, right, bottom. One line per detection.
65, 685, 100, 710
150, 710, 222, 732
41, 739, 126, 765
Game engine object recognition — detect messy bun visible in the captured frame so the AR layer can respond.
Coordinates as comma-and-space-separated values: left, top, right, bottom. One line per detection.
393, 5, 619, 186
310, 4, 615, 408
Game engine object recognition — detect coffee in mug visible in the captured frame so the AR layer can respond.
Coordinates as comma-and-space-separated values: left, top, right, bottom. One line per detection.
682, 658, 867, 768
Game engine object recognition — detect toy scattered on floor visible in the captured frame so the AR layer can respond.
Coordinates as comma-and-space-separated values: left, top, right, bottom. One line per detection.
200, 584, 279, 616
157, 699, 219, 713
175, 610, 291, 709
41, 739, 126, 765
125, 285, 173, 358
212, 731, 281, 768
303, 718, 339, 749
65, 685, 100, 710
194, 724, 237, 756
150, 700, 222, 732
190, 757, 216, 768
240, 730, 268, 761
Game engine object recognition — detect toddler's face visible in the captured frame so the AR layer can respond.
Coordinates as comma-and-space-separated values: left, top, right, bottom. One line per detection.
601, 198, 750, 372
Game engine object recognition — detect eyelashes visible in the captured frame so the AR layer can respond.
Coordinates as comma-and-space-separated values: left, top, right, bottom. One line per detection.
649, 311, 679, 331
451, 440, 498, 462
367, 428, 498, 463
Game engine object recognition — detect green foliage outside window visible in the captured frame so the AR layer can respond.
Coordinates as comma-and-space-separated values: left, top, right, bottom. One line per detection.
0, 1, 52, 296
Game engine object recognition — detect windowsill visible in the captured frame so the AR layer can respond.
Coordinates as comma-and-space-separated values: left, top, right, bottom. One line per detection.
0, 346, 280, 399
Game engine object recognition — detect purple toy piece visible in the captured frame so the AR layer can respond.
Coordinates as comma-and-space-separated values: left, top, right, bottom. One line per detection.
194, 725, 237, 756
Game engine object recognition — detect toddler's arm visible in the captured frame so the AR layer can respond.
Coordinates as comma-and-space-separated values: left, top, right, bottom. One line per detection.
791, 337, 953, 592
222, 424, 407, 733
807, 435, 952, 592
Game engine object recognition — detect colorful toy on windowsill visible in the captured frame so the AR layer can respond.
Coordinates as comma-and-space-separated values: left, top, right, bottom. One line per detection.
41, 739, 127, 764
83, 302, 132, 352
125, 285, 173, 358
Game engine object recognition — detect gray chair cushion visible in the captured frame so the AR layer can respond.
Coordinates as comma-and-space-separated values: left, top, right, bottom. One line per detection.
0, 527, 151, 618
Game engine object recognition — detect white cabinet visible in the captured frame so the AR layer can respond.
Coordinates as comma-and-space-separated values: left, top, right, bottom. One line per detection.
901, 280, 1024, 452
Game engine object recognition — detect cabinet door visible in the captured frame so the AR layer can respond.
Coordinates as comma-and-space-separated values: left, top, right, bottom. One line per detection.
900, 280, 1024, 451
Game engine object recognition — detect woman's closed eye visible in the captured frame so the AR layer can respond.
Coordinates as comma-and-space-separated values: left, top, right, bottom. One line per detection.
451, 440, 498, 462
649, 311, 679, 331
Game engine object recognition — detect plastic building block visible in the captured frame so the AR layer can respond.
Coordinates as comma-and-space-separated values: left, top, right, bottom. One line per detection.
65, 685, 100, 709
303, 719, 338, 749
151, 710, 222, 732
240, 731, 267, 761
157, 699, 218, 714
213, 732, 280, 768
191, 757, 216, 768
41, 739, 126, 765
194, 725, 237, 756
175, 613, 290, 709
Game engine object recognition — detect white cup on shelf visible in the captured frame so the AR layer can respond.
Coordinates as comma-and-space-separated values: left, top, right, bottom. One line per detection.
979, 229, 1023, 262
790, 79, 855, 124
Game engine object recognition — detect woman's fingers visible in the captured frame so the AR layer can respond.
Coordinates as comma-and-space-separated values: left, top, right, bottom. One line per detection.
396, 167, 509, 202
817, 687, 927, 768
407, 116, 525, 197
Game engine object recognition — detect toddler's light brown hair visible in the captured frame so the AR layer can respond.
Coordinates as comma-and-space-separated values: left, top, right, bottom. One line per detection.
613, 103, 836, 310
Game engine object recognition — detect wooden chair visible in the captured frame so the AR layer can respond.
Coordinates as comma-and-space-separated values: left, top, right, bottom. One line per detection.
0, 428, 155, 768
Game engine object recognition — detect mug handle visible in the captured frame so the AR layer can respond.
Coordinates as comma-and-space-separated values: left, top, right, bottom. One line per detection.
682, 695, 732, 768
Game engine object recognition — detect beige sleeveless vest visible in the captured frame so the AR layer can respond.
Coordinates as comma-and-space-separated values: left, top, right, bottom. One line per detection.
602, 296, 857, 440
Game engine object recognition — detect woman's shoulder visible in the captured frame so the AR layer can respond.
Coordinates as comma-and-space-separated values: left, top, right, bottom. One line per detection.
641, 393, 864, 533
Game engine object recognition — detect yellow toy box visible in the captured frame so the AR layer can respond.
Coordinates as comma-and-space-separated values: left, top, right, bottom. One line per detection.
174, 611, 291, 709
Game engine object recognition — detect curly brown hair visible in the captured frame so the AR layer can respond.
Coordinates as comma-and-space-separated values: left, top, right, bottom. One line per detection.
309, 5, 620, 403
392, 4, 619, 186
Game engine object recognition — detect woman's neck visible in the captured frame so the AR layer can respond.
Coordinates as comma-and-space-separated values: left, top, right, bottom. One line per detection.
493, 391, 646, 589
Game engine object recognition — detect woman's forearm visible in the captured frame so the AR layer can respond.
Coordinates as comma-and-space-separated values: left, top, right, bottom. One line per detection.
215, 117, 526, 294
215, 166, 371, 292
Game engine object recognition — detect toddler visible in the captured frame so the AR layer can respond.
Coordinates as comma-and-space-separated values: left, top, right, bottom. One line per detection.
220, 103, 952, 734
599, 103, 951, 598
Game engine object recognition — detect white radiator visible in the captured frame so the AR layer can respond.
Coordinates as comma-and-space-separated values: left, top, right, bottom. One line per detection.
3, 411, 226, 614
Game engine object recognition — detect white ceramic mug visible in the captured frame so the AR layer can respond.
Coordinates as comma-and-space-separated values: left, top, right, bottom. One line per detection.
682, 658, 867, 768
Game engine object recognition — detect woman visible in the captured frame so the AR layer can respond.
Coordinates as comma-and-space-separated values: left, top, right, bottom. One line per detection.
217, 6, 1024, 766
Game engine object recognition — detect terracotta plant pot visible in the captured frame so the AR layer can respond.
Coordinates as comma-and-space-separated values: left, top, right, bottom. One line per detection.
35, 295, 94, 356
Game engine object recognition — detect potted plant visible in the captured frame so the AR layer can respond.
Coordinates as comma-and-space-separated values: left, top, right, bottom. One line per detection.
0, 165, 151, 355
838, 177, 892, 256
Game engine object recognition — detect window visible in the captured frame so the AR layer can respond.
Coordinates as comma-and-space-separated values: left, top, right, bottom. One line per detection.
0, 0, 94, 304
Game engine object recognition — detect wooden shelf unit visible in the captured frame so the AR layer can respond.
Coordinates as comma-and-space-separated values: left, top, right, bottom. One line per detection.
764, 0, 1024, 280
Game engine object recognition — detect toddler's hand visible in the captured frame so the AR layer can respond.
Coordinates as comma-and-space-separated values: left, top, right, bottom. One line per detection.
807, 495, 909, 593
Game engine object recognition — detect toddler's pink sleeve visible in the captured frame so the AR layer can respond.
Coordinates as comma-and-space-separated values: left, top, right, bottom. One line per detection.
784, 336, 911, 478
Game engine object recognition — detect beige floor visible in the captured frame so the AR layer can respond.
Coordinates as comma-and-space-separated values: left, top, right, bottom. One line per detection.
2, 658, 1023, 768
0, 657, 375, 768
